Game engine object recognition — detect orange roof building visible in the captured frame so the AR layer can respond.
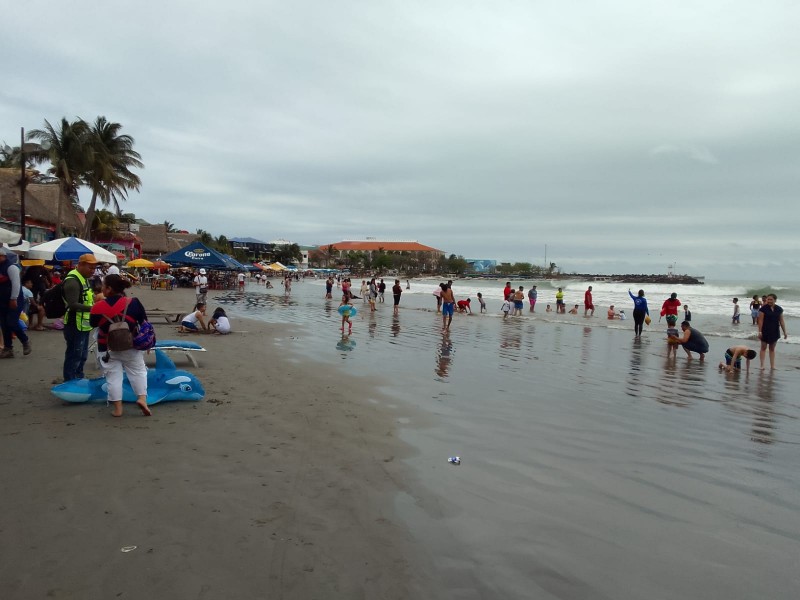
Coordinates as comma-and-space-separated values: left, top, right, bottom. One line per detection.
320, 239, 444, 255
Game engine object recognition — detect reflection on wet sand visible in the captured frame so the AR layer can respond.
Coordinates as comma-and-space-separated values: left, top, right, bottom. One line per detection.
751, 372, 776, 445
436, 335, 454, 379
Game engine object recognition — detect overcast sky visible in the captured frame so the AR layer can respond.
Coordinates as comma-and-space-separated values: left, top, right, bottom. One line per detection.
2, 1, 798, 279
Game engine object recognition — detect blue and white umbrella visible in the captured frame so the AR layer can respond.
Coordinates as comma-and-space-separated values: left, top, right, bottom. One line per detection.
27, 237, 118, 263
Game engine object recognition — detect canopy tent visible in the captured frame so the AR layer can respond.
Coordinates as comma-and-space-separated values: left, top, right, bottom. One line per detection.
0, 226, 21, 245
159, 242, 241, 270
27, 237, 118, 263
223, 254, 247, 271
267, 261, 288, 271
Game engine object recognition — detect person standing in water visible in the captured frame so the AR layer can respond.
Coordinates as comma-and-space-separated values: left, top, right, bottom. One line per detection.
440, 283, 455, 331
528, 285, 537, 312
392, 279, 402, 316
758, 293, 788, 370
749, 295, 761, 325
629, 289, 649, 338
584, 286, 594, 317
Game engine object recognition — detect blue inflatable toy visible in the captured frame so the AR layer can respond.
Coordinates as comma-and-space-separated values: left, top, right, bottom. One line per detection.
338, 304, 357, 317
51, 349, 205, 405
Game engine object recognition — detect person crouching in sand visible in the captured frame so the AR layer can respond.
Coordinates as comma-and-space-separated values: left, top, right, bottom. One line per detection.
179, 303, 207, 333
719, 346, 757, 373
209, 307, 231, 334
668, 321, 709, 361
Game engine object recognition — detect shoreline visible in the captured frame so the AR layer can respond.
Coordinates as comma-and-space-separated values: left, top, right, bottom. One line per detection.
0, 286, 440, 599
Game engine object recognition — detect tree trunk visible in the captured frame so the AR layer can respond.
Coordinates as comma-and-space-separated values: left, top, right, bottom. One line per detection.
82, 190, 99, 240
56, 187, 63, 239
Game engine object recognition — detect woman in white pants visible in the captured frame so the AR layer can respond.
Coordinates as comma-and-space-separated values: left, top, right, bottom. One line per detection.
89, 274, 151, 417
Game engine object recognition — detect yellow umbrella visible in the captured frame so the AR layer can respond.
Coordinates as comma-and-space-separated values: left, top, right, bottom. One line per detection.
21, 259, 46, 267
126, 258, 155, 268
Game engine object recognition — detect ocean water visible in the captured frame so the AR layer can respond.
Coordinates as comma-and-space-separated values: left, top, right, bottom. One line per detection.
216, 279, 800, 600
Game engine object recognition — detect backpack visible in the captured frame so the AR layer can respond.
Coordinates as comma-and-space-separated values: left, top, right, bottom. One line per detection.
106, 299, 134, 352
42, 277, 72, 319
133, 320, 156, 351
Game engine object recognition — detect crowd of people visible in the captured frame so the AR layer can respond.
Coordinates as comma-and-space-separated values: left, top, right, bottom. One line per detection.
0, 250, 240, 417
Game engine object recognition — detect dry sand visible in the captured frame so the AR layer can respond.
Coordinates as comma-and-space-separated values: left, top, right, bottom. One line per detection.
0, 286, 439, 599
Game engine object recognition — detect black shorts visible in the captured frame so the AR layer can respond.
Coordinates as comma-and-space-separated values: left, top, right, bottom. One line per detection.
393, 295, 401, 306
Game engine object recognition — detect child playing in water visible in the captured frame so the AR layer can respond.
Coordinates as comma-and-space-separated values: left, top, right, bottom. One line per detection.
719, 346, 757, 373
477, 292, 486, 313
501, 298, 512, 319
568, 304, 579, 315
732, 298, 740, 324
340, 294, 354, 334
666, 315, 679, 357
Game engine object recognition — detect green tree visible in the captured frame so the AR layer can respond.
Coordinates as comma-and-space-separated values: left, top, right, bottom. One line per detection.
0, 143, 20, 168
273, 243, 302, 265
81, 117, 143, 239
28, 118, 91, 237
164, 220, 177, 232
325, 244, 337, 268
196, 228, 213, 245
373, 253, 393, 273
89, 209, 120, 241
513, 262, 533, 274
445, 254, 469, 274
213, 234, 230, 254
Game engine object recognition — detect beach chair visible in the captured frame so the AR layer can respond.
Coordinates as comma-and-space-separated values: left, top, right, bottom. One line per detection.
152, 340, 206, 367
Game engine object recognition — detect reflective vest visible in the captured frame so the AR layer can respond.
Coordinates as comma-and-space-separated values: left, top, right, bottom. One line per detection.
65, 269, 94, 332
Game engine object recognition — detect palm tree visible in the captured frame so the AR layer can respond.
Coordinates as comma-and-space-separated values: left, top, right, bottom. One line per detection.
196, 229, 213, 245
164, 220, 177, 233
28, 118, 91, 238
81, 117, 143, 239
90, 209, 120, 241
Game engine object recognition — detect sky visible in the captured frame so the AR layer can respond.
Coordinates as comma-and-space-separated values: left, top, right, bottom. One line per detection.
2, 1, 798, 280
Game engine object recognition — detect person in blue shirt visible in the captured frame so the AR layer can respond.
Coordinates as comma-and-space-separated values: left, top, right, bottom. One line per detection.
628, 288, 649, 338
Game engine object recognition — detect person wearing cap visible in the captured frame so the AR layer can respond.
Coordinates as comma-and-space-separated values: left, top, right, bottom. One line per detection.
193, 268, 208, 305
0, 247, 31, 358
62, 253, 97, 380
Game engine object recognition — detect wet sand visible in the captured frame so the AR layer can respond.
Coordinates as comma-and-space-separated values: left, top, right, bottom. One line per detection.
3, 280, 800, 599
219, 280, 800, 599
0, 286, 439, 599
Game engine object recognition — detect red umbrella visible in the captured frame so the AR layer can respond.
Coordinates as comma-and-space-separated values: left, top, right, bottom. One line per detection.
150, 260, 170, 273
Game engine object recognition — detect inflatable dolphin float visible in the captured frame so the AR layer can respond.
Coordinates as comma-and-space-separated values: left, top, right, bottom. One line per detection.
51, 349, 205, 405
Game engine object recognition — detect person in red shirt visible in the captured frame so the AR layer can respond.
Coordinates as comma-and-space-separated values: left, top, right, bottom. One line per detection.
457, 298, 472, 314
660, 293, 682, 322
503, 282, 512, 301
584, 286, 594, 316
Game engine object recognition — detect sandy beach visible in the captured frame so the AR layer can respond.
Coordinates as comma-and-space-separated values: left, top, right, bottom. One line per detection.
0, 285, 438, 599
3, 279, 800, 599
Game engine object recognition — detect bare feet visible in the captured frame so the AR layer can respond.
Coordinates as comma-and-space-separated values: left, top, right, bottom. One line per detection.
136, 400, 152, 416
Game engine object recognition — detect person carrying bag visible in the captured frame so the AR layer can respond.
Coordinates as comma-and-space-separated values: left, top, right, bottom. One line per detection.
89, 274, 152, 417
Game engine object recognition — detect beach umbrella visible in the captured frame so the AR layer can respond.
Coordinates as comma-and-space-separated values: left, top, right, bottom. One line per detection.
150, 260, 170, 272
0, 226, 21, 245
2, 240, 31, 253
27, 237, 118, 263
126, 258, 155, 268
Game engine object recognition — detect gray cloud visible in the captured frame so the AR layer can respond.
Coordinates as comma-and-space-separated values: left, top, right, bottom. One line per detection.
2, 1, 798, 280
